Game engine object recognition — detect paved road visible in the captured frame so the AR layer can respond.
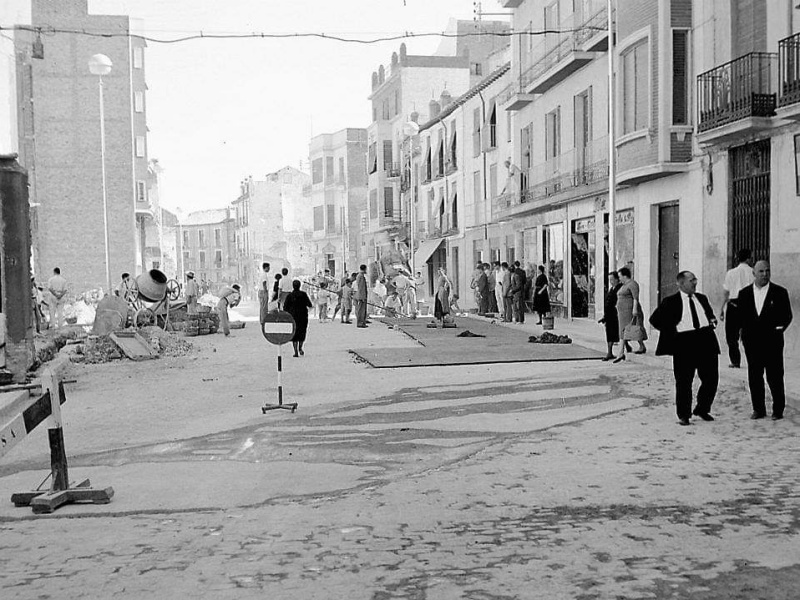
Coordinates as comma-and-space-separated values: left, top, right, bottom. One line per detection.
1, 311, 798, 599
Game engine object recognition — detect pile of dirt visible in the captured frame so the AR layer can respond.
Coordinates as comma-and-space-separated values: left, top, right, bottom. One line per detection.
139, 326, 195, 357
528, 332, 572, 344
78, 336, 124, 364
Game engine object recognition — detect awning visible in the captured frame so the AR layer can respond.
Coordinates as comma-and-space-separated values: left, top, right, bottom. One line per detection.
413, 238, 444, 267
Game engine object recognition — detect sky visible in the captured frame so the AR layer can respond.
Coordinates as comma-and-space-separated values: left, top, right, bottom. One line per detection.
91, 0, 508, 214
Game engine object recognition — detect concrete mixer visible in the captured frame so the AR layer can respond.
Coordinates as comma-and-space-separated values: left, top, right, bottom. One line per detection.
122, 269, 182, 328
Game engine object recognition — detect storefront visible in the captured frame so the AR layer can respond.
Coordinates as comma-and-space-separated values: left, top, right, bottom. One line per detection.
542, 222, 566, 317
570, 216, 597, 318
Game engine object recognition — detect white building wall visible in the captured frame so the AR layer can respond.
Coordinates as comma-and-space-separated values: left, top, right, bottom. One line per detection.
0, 1, 31, 154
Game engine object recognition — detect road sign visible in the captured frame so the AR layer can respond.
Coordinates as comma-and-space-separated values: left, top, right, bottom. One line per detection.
261, 311, 295, 345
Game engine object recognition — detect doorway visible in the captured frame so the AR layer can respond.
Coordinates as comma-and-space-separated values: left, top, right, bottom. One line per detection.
657, 204, 680, 303
729, 140, 770, 263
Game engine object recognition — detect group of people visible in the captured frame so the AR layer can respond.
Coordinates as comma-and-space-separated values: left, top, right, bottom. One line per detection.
602, 249, 792, 426
469, 261, 552, 325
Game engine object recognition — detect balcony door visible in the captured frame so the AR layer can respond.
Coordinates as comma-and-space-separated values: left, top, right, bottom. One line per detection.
730, 140, 771, 262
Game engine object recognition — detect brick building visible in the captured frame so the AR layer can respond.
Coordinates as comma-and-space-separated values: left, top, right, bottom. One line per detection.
15, 0, 152, 292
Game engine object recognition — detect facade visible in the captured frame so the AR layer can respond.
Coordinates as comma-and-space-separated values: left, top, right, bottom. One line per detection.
0, 1, 31, 154
15, 0, 154, 292
365, 23, 510, 268
308, 128, 368, 277
179, 208, 236, 292
231, 167, 310, 295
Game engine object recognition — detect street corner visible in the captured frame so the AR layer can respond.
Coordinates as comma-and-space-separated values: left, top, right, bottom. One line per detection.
0, 459, 373, 519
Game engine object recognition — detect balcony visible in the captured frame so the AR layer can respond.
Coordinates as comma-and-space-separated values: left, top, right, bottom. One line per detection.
697, 52, 777, 145
432, 213, 458, 238
497, 82, 535, 111
777, 32, 800, 120
517, 1, 608, 96
500, 0, 524, 7
378, 207, 403, 229
385, 163, 401, 178
492, 137, 609, 221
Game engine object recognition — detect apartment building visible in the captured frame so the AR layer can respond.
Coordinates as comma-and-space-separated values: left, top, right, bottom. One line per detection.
308, 128, 368, 278
365, 23, 509, 269
179, 208, 236, 292
694, 0, 800, 358
15, 0, 154, 291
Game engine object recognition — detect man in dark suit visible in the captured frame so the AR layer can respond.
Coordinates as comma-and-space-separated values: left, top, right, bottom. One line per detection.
650, 271, 720, 426
737, 260, 793, 420
354, 264, 369, 328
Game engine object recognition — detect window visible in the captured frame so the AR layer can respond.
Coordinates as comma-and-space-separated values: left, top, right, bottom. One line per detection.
483, 102, 497, 149
325, 156, 334, 180
672, 30, 689, 125
424, 143, 432, 181
327, 205, 336, 230
383, 140, 393, 171
215, 250, 222, 266
183, 230, 189, 247
312, 158, 323, 184
621, 39, 650, 134
451, 192, 458, 230
395, 89, 400, 116
369, 189, 378, 218
489, 163, 498, 199
368, 143, 378, 174
183, 251, 189, 264
136, 180, 146, 203
214, 228, 221, 247
133, 47, 143, 69
436, 135, 444, 177
135, 136, 146, 158
472, 108, 481, 157
545, 108, 561, 160
338, 157, 345, 183
313, 205, 324, 230
448, 123, 457, 170
199, 251, 206, 268
473, 170, 482, 222
383, 187, 394, 217
134, 91, 144, 113
198, 230, 205, 247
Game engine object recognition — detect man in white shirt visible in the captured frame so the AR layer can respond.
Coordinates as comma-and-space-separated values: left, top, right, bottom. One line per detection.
278, 267, 293, 310
720, 248, 754, 368
47, 267, 68, 329
494, 262, 505, 319
258, 262, 270, 323
185, 271, 199, 314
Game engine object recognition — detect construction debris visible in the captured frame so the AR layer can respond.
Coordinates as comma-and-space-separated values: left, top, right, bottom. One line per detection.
529, 332, 572, 344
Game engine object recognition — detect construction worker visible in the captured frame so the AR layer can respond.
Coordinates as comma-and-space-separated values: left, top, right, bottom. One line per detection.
217, 283, 241, 336
47, 267, 68, 329
185, 271, 199, 314
115, 272, 133, 299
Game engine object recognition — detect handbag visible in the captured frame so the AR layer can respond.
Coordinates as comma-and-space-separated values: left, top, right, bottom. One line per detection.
622, 314, 648, 341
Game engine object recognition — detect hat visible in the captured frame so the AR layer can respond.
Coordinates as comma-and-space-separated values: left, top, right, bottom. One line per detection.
232, 284, 240, 291
186, 271, 195, 277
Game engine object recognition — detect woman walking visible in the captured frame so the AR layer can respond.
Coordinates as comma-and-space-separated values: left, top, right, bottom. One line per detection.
434, 267, 452, 326
614, 266, 647, 363
599, 271, 623, 361
532, 265, 551, 325
283, 279, 313, 357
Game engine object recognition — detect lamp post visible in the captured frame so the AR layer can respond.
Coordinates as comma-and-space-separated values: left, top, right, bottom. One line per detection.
88, 53, 113, 295
402, 120, 420, 276
607, 0, 617, 272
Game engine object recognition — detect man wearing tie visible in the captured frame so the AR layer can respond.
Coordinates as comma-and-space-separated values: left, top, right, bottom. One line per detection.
650, 271, 720, 426
736, 260, 793, 420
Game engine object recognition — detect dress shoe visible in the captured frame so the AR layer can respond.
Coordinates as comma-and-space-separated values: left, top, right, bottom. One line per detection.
357, 325, 368, 328
692, 411, 715, 422
678, 418, 692, 426
633, 349, 647, 355
601, 355, 614, 362
771, 414, 784, 421
750, 412, 766, 420
612, 355, 626, 364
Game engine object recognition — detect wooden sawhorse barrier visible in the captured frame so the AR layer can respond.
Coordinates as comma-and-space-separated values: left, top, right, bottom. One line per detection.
0, 362, 113, 514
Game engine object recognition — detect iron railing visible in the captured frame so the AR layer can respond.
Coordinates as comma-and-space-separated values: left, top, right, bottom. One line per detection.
779, 32, 800, 107
386, 163, 401, 178
697, 52, 777, 132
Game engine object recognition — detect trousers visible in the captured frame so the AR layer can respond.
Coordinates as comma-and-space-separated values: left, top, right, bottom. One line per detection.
672, 328, 719, 419
724, 302, 743, 367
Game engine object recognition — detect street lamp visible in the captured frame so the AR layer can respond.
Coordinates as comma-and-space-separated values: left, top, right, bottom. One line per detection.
88, 53, 113, 295
402, 120, 420, 276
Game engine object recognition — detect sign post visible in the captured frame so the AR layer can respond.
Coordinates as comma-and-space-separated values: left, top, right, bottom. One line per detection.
261, 311, 298, 414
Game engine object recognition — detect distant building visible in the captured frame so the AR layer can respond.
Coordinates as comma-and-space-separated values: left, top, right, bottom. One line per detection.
179, 208, 236, 293
308, 128, 368, 278
15, 0, 153, 292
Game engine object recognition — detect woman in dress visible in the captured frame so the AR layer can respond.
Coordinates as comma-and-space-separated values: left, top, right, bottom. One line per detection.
614, 266, 647, 363
283, 279, 313, 357
532, 265, 551, 325
599, 271, 623, 361
434, 267, 452, 325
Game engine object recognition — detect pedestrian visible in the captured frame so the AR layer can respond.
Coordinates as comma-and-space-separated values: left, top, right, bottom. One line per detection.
393, 273, 411, 315
258, 262, 270, 323
649, 271, 720, 425
493, 262, 504, 318
384, 291, 401, 318
449, 293, 462, 315
47, 267, 68, 329
478, 263, 490, 315
340, 278, 353, 323
614, 266, 646, 361
354, 265, 368, 328
510, 263, 525, 324
331, 278, 343, 321
185, 271, 199, 315
216, 283, 241, 336
501, 262, 512, 322
470, 262, 483, 314
737, 260, 793, 420
283, 279, 313, 357
115, 272, 133, 299
317, 281, 331, 322
31, 276, 43, 333
599, 271, 622, 361
720, 248, 754, 368
279, 267, 292, 310
532, 265, 551, 325
486, 262, 498, 314
434, 266, 452, 325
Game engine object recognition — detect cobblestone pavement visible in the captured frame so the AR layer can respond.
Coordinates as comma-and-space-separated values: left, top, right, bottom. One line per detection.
1, 319, 798, 599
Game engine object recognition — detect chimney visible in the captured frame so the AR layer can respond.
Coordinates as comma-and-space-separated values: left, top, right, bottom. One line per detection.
429, 100, 441, 119
440, 90, 452, 108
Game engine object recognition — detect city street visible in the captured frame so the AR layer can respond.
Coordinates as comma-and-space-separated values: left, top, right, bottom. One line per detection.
1, 309, 798, 599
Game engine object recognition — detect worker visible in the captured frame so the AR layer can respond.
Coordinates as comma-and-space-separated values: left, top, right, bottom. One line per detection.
47, 267, 68, 329
185, 271, 199, 314
115, 272, 133, 299
217, 283, 241, 336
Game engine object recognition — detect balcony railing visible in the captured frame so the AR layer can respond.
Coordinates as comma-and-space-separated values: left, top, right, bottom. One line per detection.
493, 137, 609, 220
386, 163, 401, 178
378, 207, 402, 228
697, 52, 777, 133
779, 32, 800, 107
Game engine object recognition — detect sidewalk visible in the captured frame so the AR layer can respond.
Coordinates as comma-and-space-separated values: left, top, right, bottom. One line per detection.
466, 311, 800, 407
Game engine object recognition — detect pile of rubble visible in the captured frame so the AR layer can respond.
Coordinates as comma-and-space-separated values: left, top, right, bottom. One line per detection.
66, 327, 195, 364
139, 326, 194, 357
528, 332, 572, 344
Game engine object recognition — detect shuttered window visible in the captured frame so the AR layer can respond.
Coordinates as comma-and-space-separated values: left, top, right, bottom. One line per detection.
622, 39, 650, 134
313, 206, 324, 231
384, 187, 394, 217
672, 30, 689, 125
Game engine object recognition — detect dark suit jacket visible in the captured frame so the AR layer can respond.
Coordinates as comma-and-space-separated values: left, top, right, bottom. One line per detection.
354, 273, 368, 301
476, 271, 489, 295
737, 283, 792, 347
649, 292, 720, 356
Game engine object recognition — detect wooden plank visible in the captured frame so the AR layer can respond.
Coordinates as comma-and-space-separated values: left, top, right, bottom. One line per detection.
109, 331, 158, 361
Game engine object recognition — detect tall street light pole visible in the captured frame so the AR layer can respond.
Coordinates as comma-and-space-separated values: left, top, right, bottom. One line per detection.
88, 53, 113, 295
607, 0, 617, 272
402, 120, 420, 276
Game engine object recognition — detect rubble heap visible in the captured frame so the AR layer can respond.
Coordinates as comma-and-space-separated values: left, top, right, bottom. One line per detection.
72, 327, 194, 364
528, 332, 572, 344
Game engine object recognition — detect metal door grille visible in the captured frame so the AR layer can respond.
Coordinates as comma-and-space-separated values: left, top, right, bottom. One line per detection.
729, 140, 770, 263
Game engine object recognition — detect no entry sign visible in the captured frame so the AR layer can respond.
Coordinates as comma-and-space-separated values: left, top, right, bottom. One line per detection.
261, 311, 295, 345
